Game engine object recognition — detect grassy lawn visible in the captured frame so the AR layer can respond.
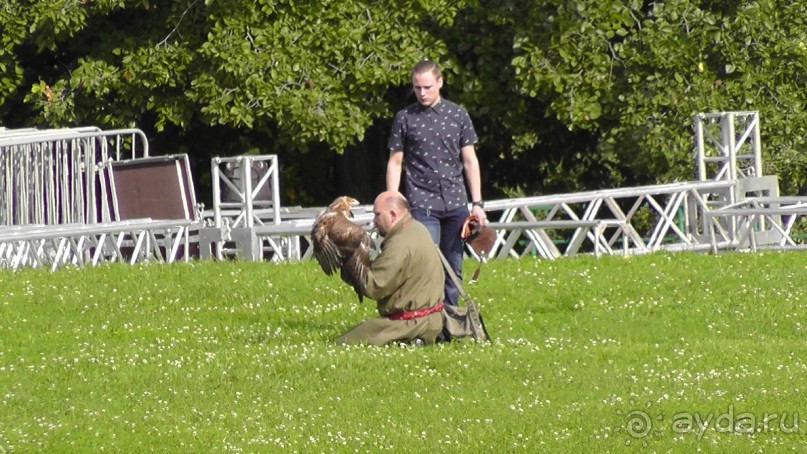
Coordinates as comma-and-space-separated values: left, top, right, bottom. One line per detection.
1, 251, 807, 452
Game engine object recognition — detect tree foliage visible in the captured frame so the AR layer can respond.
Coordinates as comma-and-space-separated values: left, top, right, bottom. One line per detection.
3, 0, 807, 203
505, 0, 807, 193
13, 0, 462, 147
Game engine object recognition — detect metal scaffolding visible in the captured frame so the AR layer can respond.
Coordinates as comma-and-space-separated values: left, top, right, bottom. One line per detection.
694, 111, 763, 184
197, 111, 805, 261
4, 110, 807, 271
199, 155, 287, 260
0, 219, 193, 271
227, 180, 736, 261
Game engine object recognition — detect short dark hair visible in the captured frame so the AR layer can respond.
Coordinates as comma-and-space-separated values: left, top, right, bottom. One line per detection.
412, 59, 441, 80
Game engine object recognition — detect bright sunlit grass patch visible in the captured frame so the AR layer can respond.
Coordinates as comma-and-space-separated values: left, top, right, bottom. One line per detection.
2, 251, 807, 451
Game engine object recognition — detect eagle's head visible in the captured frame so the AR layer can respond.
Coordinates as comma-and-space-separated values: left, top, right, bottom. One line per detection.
327, 196, 360, 218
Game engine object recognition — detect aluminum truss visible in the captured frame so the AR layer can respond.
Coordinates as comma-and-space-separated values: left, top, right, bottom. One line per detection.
209, 155, 281, 228
465, 180, 736, 259
705, 196, 807, 252
200, 155, 290, 260
694, 111, 762, 184
202, 179, 738, 261
199, 112, 786, 263
0, 219, 193, 271
464, 177, 805, 258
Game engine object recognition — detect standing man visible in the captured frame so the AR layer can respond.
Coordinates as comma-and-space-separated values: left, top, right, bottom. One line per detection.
386, 59, 486, 306
335, 191, 445, 346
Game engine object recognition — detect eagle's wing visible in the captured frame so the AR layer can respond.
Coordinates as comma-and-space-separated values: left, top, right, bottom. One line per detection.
340, 232, 372, 302
327, 217, 372, 302
311, 205, 373, 302
311, 213, 342, 276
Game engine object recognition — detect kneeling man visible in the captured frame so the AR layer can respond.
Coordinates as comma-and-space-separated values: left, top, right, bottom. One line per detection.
336, 191, 445, 346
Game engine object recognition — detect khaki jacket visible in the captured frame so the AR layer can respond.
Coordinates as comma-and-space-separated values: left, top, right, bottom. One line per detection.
364, 213, 445, 316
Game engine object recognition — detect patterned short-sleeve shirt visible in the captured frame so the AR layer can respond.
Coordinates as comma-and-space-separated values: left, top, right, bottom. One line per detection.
388, 98, 478, 211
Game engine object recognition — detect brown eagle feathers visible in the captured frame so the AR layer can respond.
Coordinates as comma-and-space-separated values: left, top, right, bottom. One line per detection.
311, 196, 373, 302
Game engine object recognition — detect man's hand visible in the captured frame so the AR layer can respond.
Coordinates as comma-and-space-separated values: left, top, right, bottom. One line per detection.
471, 204, 486, 226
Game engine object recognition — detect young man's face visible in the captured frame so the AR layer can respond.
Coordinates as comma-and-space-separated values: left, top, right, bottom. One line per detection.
412, 71, 443, 107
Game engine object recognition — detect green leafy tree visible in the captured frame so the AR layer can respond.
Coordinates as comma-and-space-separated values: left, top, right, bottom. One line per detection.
3, 0, 807, 203
4, 0, 465, 203
506, 0, 807, 193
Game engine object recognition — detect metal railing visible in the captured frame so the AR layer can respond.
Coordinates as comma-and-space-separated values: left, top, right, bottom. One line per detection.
0, 127, 200, 271
1, 127, 149, 226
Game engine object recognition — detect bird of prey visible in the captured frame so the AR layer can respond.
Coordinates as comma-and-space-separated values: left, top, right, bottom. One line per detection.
311, 196, 373, 302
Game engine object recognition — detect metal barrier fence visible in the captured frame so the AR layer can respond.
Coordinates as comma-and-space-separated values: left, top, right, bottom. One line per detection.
0, 127, 200, 271
1, 127, 149, 226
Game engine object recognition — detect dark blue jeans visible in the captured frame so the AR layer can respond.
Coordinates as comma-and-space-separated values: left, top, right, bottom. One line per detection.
411, 206, 469, 306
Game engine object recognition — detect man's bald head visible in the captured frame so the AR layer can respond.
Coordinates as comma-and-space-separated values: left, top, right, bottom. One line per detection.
373, 191, 410, 236
375, 191, 409, 211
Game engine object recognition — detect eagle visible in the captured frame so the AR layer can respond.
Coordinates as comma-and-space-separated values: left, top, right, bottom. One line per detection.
311, 196, 373, 302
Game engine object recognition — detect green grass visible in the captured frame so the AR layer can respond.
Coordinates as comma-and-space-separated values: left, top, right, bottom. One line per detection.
2, 251, 807, 452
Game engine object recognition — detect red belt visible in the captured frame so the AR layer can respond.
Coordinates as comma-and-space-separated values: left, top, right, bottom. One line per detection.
388, 302, 444, 320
